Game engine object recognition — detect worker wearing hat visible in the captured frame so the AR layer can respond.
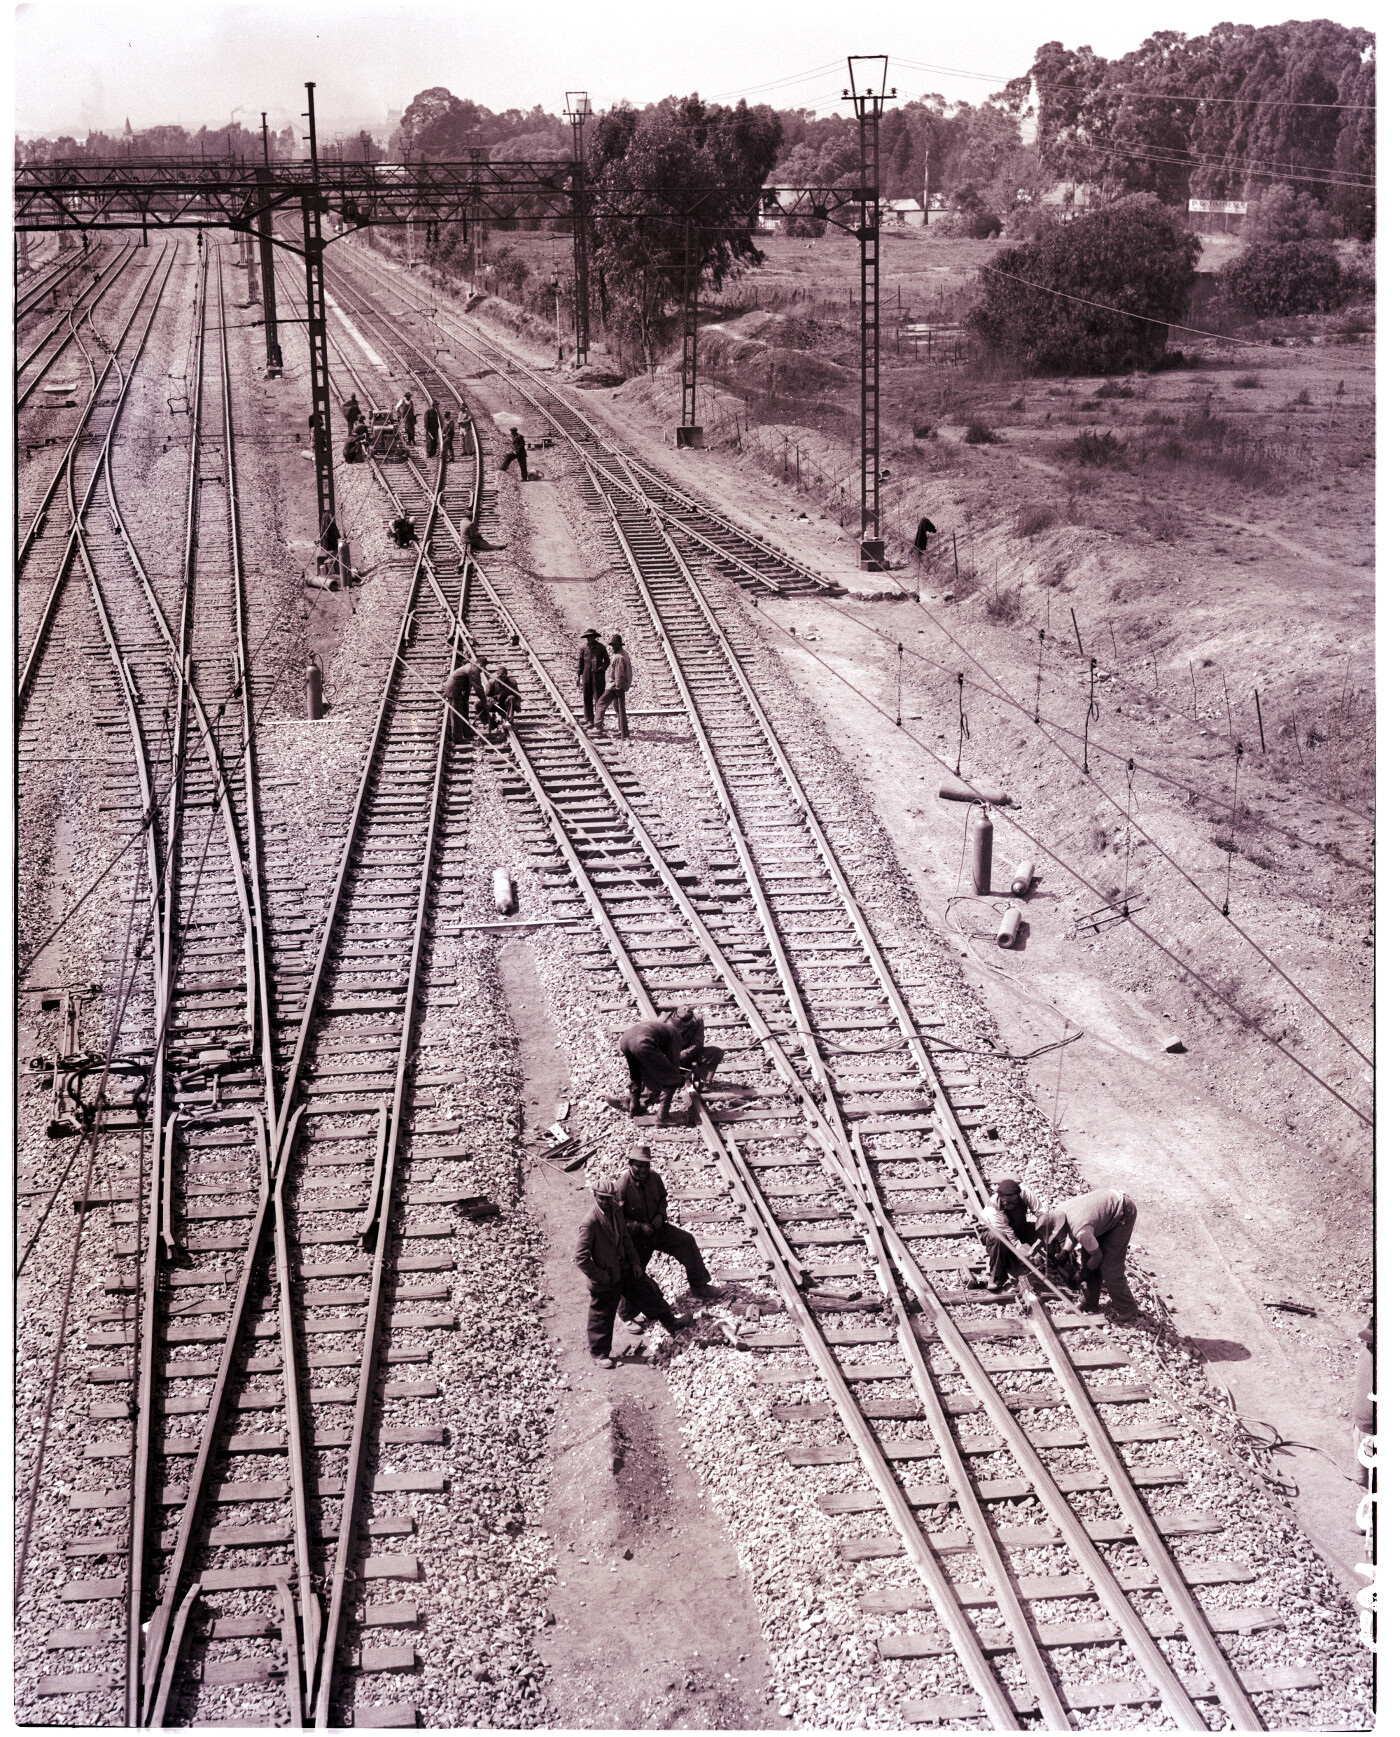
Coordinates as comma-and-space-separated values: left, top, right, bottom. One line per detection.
1036, 1188, 1139, 1317
576, 628, 609, 730
618, 1144, 726, 1302
574, 1177, 693, 1368
976, 1178, 1043, 1290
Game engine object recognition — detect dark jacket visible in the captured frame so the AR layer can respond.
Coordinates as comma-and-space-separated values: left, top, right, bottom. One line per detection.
619, 1169, 668, 1234
512, 431, 527, 458
574, 1196, 639, 1288
578, 638, 609, 682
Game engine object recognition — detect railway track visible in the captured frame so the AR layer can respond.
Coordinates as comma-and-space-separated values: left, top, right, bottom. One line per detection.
311, 245, 1326, 1728
17, 242, 138, 410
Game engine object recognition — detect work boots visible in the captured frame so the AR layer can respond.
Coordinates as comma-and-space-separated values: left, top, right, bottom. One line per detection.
628, 1088, 644, 1118
657, 1089, 675, 1125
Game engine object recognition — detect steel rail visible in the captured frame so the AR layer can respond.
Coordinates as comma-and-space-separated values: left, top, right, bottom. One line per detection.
15, 245, 91, 321
1022, 1288, 1263, 1729
310, 462, 460, 1729
18, 244, 173, 705
16, 242, 137, 404
850, 1155, 1222, 1730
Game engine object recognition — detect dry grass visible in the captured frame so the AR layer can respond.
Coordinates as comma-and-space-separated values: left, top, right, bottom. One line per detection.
1015, 502, 1058, 538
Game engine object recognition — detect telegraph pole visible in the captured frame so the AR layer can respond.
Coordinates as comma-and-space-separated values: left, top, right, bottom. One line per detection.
301, 82, 337, 565
566, 91, 591, 366
846, 54, 892, 570
257, 113, 281, 373
676, 217, 704, 447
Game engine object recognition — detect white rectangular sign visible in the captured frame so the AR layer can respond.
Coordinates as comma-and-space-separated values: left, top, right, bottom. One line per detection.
1189, 199, 1249, 215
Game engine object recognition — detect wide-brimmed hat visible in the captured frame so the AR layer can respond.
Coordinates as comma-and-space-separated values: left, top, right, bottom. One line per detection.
583, 628, 601, 639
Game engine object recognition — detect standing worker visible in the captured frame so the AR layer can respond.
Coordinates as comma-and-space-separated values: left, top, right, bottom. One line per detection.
442, 408, 457, 462
574, 1179, 693, 1368
577, 628, 608, 730
500, 426, 528, 480
619, 1016, 689, 1122
424, 399, 440, 458
1036, 1188, 1140, 1318
343, 393, 362, 430
975, 1178, 1043, 1290
619, 1146, 725, 1300
442, 654, 488, 745
594, 633, 634, 738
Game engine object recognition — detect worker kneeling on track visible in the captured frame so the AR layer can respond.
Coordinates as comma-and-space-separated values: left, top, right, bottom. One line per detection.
574, 1179, 693, 1369
619, 1144, 726, 1303
1036, 1187, 1139, 1318
669, 1006, 723, 1088
975, 1178, 1043, 1290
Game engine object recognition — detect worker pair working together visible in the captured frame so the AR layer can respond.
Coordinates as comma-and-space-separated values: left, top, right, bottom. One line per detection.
978, 1179, 1141, 1317
575, 1144, 726, 1368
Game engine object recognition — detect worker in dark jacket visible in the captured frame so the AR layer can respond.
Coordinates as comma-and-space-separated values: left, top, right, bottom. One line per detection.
343, 393, 362, 429
619, 1146, 723, 1298
484, 666, 520, 734
442, 655, 488, 744
975, 1178, 1044, 1290
1036, 1188, 1139, 1316
669, 1007, 723, 1087
442, 408, 457, 461
500, 427, 528, 479
424, 399, 440, 458
574, 1182, 692, 1367
620, 1018, 689, 1121
577, 629, 609, 730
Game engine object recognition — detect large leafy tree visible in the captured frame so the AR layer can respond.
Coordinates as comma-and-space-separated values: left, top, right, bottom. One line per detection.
969, 192, 1201, 374
587, 96, 782, 365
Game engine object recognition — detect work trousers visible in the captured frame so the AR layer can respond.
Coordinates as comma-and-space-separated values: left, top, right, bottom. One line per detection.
500, 450, 527, 479
681, 1044, 723, 1085
595, 685, 629, 736
404, 417, 416, 446
631, 1222, 710, 1291
581, 672, 605, 726
586, 1271, 677, 1357
1081, 1198, 1137, 1313
425, 429, 439, 458
624, 1047, 687, 1094
977, 1225, 1031, 1289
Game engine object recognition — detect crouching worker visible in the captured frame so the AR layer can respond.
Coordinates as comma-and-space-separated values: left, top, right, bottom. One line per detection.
1036, 1188, 1139, 1318
484, 666, 520, 735
620, 1145, 725, 1301
620, 1016, 690, 1122
976, 1178, 1043, 1290
670, 1006, 723, 1087
575, 1180, 693, 1368
390, 510, 416, 548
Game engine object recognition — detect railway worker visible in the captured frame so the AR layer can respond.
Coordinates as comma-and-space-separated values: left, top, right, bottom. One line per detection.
668, 1007, 723, 1088
575, 1179, 693, 1368
975, 1178, 1043, 1290
500, 427, 529, 480
620, 1016, 690, 1122
619, 1145, 725, 1300
390, 510, 417, 549
343, 393, 362, 430
443, 655, 488, 744
424, 399, 440, 459
1035, 1188, 1140, 1318
594, 634, 634, 738
484, 666, 521, 735
442, 408, 457, 462
343, 426, 367, 463
577, 629, 609, 729
395, 391, 416, 447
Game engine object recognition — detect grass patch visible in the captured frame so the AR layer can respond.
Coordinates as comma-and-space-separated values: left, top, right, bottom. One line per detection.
985, 584, 1024, 623
1015, 502, 1058, 538
964, 417, 1000, 445
1067, 430, 1125, 467
1232, 373, 1262, 388
1094, 380, 1135, 399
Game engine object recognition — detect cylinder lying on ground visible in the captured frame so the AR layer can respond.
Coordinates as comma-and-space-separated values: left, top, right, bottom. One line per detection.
1011, 859, 1036, 897
493, 868, 517, 915
996, 905, 1023, 948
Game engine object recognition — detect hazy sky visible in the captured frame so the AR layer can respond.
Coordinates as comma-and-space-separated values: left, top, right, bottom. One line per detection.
13, 1, 1375, 139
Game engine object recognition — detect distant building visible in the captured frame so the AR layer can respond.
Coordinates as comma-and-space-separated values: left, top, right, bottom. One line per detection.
881, 197, 926, 225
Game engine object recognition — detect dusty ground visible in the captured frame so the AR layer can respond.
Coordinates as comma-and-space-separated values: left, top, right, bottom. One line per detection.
452, 268, 1374, 1605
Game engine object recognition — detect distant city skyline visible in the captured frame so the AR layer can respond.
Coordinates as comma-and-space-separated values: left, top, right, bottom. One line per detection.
15, 0, 1373, 142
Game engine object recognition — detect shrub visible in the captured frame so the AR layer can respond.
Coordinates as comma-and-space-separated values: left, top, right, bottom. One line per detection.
1218, 241, 1343, 316
964, 417, 999, 445
1015, 502, 1057, 537
968, 210, 1004, 240
1232, 373, 1262, 388
985, 584, 1024, 623
1068, 430, 1124, 467
968, 194, 1200, 375
1094, 380, 1134, 399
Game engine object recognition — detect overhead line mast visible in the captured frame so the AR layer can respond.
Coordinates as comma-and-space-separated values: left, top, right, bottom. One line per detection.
847, 54, 893, 571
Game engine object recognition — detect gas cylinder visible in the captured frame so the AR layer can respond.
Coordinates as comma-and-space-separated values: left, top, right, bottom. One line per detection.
1011, 859, 1036, 898
996, 906, 1023, 948
306, 656, 325, 720
492, 867, 517, 915
971, 809, 993, 896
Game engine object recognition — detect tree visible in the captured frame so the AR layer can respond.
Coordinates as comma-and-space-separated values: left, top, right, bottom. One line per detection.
969, 192, 1201, 374
1218, 241, 1343, 315
588, 96, 782, 367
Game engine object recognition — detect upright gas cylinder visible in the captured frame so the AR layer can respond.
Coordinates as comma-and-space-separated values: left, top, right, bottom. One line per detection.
306, 654, 325, 720
971, 807, 993, 896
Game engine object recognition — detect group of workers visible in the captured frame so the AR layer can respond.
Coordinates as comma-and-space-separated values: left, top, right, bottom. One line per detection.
577, 629, 634, 736
341, 392, 458, 465
442, 651, 520, 742
979, 1178, 1140, 1316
